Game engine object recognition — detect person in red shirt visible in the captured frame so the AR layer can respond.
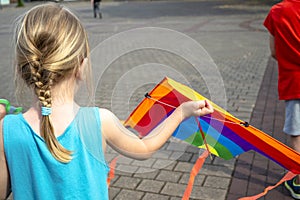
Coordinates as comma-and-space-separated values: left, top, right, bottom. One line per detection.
264, 1, 300, 199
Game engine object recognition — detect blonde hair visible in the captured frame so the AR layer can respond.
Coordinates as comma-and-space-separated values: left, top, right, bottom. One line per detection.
14, 4, 91, 163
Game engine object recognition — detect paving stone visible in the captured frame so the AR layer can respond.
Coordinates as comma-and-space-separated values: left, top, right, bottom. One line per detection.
200, 164, 233, 178
137, 179, 165, 193
110, 175, 120, 185
186, 146, 200, 154
152, 150, 173, 159
131, 158, 156, 168
203, 176, 231, 189
179, 173, 205, 186
113, 176, 141, 189
152, 159, 177, 170
174, 162, 194, 173
116, 164, 138, 174
177, 152, 193, 162
133, 168, 159, 180
169, 151, 187, 161
113, 189, 144, 200
116, 156, 134, 165
166, 141, 188, 151
156, 170, 182, 183
228, 177, 248, 196
190, 153, 201, 163
161, 182, 187, 197
142, 193, 169, 200
170, 197, 182, 200
233, 164, 251, 180
190, 186, 227, 200
213, 157, 236, 169
109, 187, 121, 199
226, 193, 244, 200
105, 153, 119, 163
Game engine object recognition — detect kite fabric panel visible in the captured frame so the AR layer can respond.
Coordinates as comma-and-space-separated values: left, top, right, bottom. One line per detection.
124, 77, 300, 174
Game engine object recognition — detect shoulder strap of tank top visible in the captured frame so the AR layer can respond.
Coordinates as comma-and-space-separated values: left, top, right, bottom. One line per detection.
75, 107, 106, 165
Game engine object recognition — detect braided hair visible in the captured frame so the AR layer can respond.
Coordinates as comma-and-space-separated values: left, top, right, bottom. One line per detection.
14, 4, 91, 163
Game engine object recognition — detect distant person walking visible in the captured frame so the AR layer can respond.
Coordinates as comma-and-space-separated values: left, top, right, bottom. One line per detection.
264, 1, 300, 199
92, 0, 102, 19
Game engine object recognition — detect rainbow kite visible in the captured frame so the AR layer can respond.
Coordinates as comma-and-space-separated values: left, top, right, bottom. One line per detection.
124, 77, 300, 174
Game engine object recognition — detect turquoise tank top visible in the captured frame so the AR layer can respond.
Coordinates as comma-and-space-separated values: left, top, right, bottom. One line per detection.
3, 107, 109, 200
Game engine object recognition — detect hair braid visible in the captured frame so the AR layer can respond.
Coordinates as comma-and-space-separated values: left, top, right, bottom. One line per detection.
30, 60, 72, 163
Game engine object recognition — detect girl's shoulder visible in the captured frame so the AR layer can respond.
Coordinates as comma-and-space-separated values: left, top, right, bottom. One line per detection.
98, 107, 112, 114
80, 107, 113, 118
98, 108, 119, 121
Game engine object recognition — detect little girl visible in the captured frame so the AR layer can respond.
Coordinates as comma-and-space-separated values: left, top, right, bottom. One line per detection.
0, 4, 213, 200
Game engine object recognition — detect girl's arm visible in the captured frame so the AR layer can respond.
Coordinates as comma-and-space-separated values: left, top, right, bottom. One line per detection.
0, 105, 10, 200
269, 34, 276, 60
101, 100, 213, 160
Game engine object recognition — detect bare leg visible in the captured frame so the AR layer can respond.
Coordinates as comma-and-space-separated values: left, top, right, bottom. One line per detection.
290, 135, 300, 184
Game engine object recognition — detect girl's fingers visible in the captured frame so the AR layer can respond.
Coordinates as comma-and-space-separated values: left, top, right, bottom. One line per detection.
181, 100, 214, 118
204, 100, 214, 113
198, 100, 213, 116
196, 100, 206, 108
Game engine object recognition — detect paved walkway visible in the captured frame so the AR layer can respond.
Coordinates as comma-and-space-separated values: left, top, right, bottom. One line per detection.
0, 1, 294, 199
227, 58, 292, 200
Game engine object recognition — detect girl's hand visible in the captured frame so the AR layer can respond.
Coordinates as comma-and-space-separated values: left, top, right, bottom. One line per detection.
0, 99, 23, 117
179, 100, 213, 119
0, 104, 6, 120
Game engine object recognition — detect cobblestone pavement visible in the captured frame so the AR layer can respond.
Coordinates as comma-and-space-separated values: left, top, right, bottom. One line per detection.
227, 58, 292, 200
1, 1, 290, 200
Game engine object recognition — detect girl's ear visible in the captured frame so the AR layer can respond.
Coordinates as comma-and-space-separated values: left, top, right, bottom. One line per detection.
76, 58, 88, 80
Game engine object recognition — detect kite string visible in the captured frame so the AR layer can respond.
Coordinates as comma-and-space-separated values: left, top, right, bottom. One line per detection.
146, 95, 245, 126
145, 94, 177, 109
195, 116, 213, 160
